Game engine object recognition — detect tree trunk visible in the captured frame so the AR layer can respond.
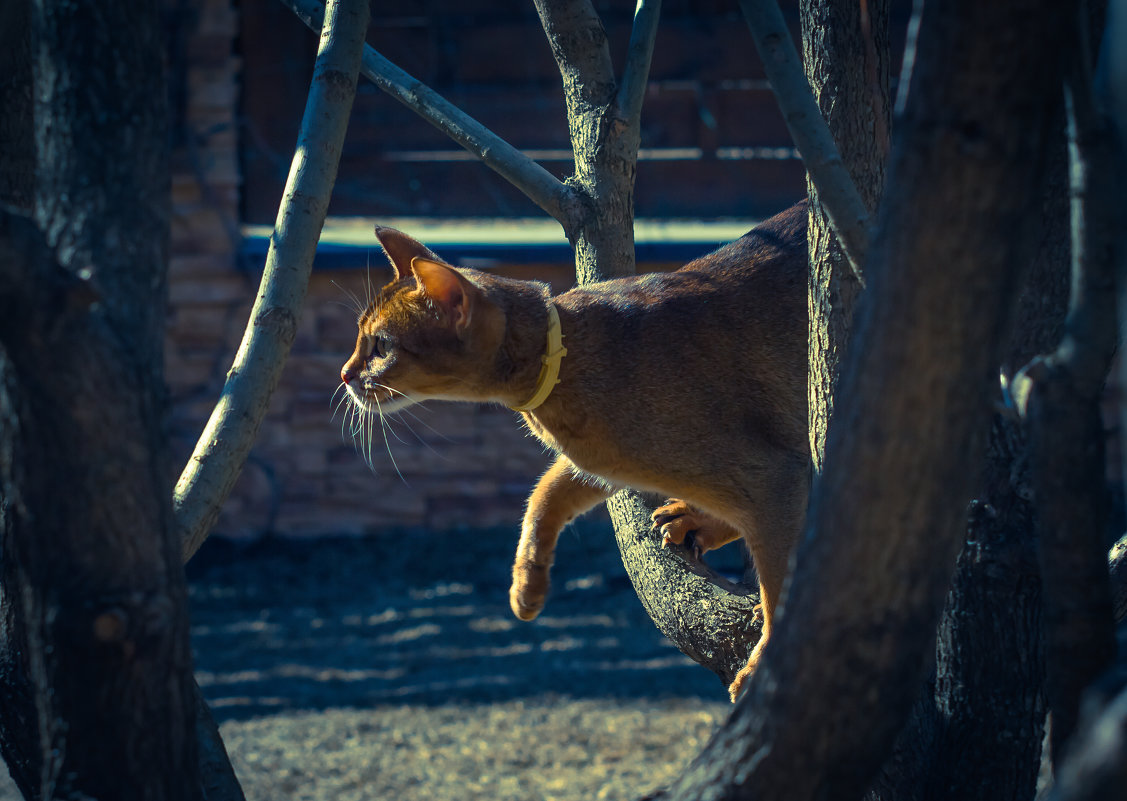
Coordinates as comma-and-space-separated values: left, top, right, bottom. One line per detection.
0, 0, 201, 796
800, 0, 889, 473
653, 0, 1066, 797
0, 0, 31, 212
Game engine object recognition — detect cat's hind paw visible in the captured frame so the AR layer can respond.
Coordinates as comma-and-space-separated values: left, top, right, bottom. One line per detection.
652, 500, 744, 559
652, 499, 701, 557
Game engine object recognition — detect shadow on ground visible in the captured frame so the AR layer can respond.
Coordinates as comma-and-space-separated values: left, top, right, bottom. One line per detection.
188, 522, 742, 721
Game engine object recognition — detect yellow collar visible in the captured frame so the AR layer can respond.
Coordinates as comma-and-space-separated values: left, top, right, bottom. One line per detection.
510, 304, 567, 412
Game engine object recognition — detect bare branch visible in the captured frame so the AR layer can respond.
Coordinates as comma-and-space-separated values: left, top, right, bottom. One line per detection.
616, 0, 662, 126
281, 0, 583, 239
737, 0, 871, 280
607, 493, 761, 688
174, 0, 370, 562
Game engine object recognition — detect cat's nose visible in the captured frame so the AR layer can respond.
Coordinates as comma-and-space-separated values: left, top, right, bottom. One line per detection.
341, 366, 355, 384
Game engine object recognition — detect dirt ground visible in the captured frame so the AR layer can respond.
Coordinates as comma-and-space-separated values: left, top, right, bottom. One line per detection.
0, 524, 736, 800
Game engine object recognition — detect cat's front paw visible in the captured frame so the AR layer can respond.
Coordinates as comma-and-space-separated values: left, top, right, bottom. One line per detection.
510, 560, 550, 621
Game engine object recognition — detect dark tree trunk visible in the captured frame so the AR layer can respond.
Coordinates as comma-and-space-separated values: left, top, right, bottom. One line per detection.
800, 0, 890, 472
0, 0, 201, 797
651, 0, 1066, 797
0, 0, 32, 212
868, 47, 1080, 801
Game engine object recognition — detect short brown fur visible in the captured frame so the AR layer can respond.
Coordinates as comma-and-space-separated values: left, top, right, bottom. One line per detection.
341, 204, 810, 700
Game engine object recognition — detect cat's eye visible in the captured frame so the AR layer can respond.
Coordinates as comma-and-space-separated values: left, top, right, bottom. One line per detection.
372, 334, 393, 360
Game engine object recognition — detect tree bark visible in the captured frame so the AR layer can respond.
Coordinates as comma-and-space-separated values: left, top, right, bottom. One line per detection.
0, 0, 201, 796
0, 0, 31, 211
800, 0, 889, 473
652, 0, 1065, 797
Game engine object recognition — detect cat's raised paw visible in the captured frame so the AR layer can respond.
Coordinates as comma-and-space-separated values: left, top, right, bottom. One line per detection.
510, 560, 550, 621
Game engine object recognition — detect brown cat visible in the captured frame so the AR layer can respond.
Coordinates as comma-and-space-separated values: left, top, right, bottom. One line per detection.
340, 202, 809, 701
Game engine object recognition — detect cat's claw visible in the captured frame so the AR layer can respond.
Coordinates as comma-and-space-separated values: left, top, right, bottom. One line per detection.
651, 500, 704, 560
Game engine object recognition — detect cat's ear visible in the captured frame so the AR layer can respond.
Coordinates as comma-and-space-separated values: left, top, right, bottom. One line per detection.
410, 258, 475, 337
374, 226, 441, 280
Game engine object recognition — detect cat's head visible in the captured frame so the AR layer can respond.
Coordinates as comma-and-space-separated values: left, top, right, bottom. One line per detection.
339, 227, 506, 415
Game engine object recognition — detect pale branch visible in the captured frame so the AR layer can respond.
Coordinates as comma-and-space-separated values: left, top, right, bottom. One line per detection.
616, 0, 662, 127
1026, 6, 1119, 763
174, 0, 369, 562
737, 0, 871, 280
281, 0, 584, 241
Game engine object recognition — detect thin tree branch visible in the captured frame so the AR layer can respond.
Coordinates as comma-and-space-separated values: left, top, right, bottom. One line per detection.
737, 0, 871, 281
174, 0, 370, 562
281, 0, 584, 241
616, 0, 662, 126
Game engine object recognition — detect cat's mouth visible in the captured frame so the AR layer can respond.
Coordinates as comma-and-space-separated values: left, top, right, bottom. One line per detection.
345, 381, 417, 414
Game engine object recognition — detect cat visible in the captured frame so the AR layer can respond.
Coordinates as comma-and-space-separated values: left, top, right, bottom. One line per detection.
340, 202, 810, 701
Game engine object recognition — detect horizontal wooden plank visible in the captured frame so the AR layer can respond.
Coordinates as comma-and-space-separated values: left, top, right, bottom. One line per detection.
307, 158, 804, 220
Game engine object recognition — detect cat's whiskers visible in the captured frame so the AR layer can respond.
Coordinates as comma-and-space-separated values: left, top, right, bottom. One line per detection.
330, 279, 366, 317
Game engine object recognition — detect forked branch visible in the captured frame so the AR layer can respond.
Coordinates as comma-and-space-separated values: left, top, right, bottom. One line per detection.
281, 0, 585, 240
174, 0, 370, 561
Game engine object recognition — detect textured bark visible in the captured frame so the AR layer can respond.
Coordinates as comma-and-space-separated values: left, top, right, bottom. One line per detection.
175, 0, 370, 562
534, 0, 639, 283
0, 0, 201, 796
871, 415, 1049, 801
607, 494, 761, 689
651, 0, 1064, 797
801, 0, 889, 473
868, 41, 1078, 801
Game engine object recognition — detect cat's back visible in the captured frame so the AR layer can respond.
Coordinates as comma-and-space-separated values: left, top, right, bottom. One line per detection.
558, 201, 807, 343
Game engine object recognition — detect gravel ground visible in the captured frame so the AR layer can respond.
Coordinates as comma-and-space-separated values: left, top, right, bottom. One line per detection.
0, 523, 737, 799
